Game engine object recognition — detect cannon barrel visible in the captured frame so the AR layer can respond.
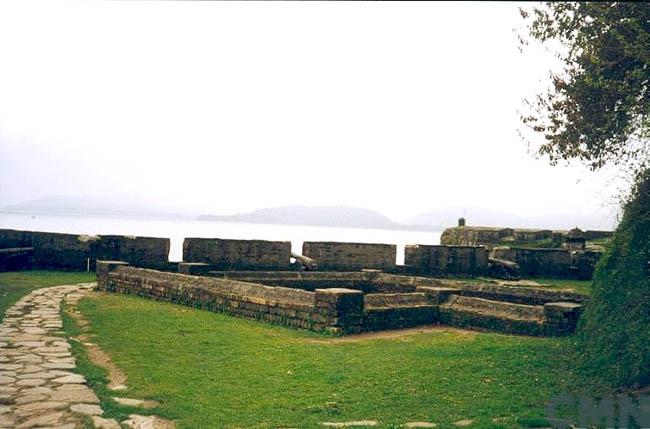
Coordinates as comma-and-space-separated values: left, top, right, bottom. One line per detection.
291, 252, 317, 271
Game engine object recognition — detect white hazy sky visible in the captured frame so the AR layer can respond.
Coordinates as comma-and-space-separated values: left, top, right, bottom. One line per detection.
0, 1, 623, 225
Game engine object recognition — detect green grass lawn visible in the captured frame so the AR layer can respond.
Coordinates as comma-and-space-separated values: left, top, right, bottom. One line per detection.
457, 277, 593, 296
524, 278, 593, 295
0, 271, 605, 428
0, 270, 95, 321
71, 293, 605, 429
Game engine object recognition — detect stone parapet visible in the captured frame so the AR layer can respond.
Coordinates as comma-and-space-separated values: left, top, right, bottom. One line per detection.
404, 244, 489, 276
302, 242, 396, 271
183, 238, 291, 270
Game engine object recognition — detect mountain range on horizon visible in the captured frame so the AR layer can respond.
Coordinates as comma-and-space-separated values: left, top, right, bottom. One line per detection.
1, 196, 616, 231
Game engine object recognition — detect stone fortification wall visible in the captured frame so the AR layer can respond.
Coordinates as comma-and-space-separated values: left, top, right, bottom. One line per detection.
90, 235, 170, 270
183, 238, 291, 270
96, 264, 585, 336
583, 230, 614, 240
404, 245, 488, 276
0, 229, 170, 271
491, 247, 572, 277
442, 226, 612, 247
30, 232, 96, 270
0, 229, 33, 248
440, 227, 514, 246
441, 226, 556, 247
302, 242, 396, 271
96, 262, 364, 334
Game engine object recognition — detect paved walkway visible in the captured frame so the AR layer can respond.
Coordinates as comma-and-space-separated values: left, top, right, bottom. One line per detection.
0, 284, 119, 429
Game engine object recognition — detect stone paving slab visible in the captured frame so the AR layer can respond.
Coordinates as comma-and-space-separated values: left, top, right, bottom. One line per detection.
0, 284, 120, 429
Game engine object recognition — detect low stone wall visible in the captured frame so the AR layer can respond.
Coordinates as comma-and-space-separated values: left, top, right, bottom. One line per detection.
570, 250, 602, 280
404, 245, 488, 276
204, 271, 415, 294
302, 242, 396, 271
0, 229, 170, 271
436, 281, 587, 306
200, 271, 588, 305
584, 230, 614, 241
491, 247, 572, 277
96, 265, 585, 336
183, 238, 291, 270
96, 262, 364, 334
0, 247, 33, 271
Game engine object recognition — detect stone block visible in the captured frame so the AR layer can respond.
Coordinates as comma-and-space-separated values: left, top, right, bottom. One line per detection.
416, 286, 458, 304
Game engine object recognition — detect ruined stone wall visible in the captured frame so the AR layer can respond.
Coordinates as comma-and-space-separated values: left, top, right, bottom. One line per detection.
404, 245, 489, 276
0, 229, 33, 248
583, 230, 614, 241
205, 271, 415, 294
30, 232, 94, 270
96, 262, 364, 334
302, 242, 396, 271
440, 227, 513, 246
96, 262, 584, 336
441, 227, 556, 246
183, 238, 291, 270
0, 229, 170, 271
512, 229, 553, 242
491, 247, 572, 277
89, 235, 170, 270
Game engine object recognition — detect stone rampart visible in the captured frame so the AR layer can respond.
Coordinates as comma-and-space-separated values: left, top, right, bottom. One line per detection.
96, 264, 585, 336
404, 244, 488, 276
183, 238, 291, 270
440, 227, 513, 246
90, 235, 170, 270
491, 247, 572, 277
0, 229, 170, 271
302, 241, 396, 271
96, 262, 363, 334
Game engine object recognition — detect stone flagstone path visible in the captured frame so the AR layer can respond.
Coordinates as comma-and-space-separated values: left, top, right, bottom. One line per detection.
0, 284, 120, 428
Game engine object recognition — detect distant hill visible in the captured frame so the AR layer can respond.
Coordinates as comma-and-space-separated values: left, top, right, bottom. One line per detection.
404, 206, 616, 231
2, 196, 191, 220
198, 206, 441, 231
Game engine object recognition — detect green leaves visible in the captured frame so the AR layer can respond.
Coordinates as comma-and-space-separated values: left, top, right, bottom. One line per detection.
521, 2, 649, 173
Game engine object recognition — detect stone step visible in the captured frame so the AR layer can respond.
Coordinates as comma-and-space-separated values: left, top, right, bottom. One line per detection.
438, 295, 546, 335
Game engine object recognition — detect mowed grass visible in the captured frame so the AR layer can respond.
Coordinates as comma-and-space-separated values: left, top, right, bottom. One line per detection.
74, 293, 604, 429
525, 278, 592, 295
461, 277, 593, 296
0, 270, 95, 321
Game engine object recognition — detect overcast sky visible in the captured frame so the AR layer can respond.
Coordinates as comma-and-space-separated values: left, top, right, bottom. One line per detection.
0, 1, 623, 226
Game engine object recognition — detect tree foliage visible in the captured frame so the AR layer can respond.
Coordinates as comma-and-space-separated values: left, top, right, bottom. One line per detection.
520, 2, 649, 172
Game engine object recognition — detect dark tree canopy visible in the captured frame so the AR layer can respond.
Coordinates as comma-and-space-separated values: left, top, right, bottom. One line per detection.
521, 2, 649, 172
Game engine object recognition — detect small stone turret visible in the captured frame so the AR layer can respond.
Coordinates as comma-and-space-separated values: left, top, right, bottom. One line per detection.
458, 217, 466, 227
565, 227, 586, 251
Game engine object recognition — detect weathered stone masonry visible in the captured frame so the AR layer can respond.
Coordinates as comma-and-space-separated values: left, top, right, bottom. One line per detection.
97, 263, 585, 336
404, 244, 488, 276
182, 238, 291, 270
96, 261, 365, 334
302, 241, 396, 271
0, 229, 170, 271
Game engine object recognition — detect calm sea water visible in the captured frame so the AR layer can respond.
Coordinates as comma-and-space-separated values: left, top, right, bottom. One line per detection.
0, 213, 441, 265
